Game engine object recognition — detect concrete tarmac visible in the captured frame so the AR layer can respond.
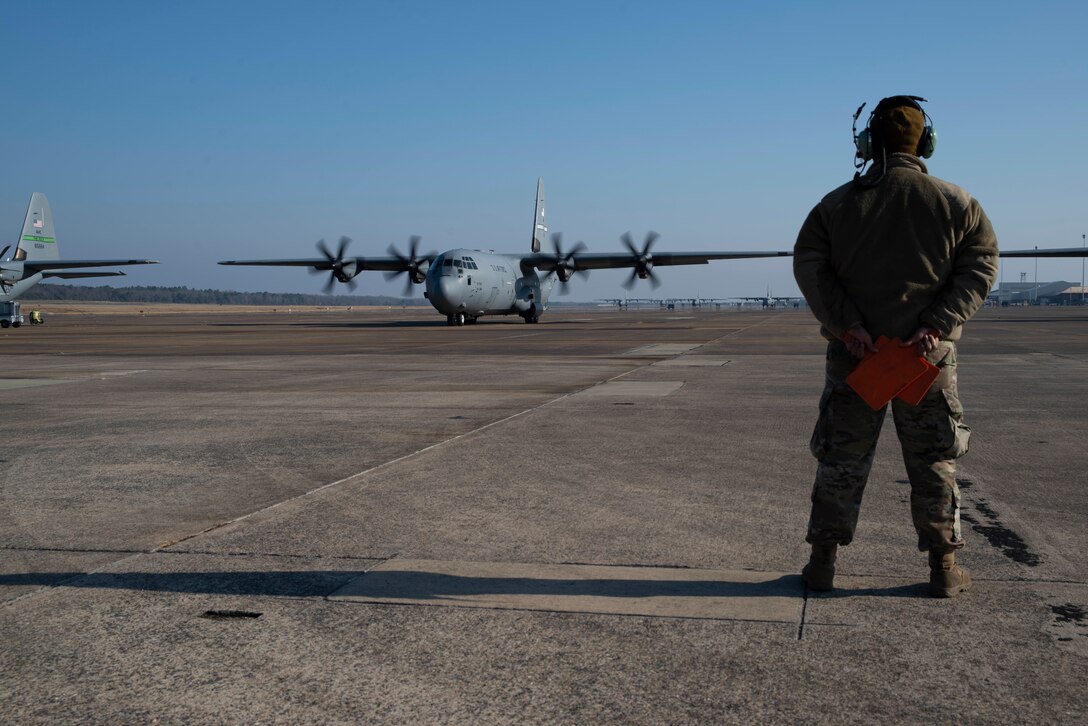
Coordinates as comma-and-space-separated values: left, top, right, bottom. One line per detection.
1, 305, 1086, 723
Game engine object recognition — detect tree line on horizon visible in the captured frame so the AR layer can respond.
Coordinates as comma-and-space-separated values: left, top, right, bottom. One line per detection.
22, 283, 425, 307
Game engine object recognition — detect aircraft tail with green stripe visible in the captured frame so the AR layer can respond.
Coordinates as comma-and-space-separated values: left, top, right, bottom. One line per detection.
1, 192, 158, 303
15, 192, 59, 261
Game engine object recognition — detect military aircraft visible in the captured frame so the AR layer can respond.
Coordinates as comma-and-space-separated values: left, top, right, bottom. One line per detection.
732, 293, 804, 309
597, 297, 661, 310
220, 180, 793, 326
1, 192, 158, 303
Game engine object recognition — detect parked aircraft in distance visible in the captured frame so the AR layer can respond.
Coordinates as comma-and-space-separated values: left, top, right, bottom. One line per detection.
220, 180, 793, 326
732, 292, 804, 309
0, 193, 158, 304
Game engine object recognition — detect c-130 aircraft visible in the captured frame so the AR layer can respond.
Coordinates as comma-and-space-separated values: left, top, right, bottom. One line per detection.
220, 180, 793, 325
1, 192, 158, 304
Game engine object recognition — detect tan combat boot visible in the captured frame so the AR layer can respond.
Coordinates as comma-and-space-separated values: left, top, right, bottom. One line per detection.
929, 550, 971, 598
802, 544, 837, 592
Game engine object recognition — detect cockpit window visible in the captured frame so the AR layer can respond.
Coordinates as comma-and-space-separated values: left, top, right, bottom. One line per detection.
454, 260, 463, 268
443, 259, 453, 267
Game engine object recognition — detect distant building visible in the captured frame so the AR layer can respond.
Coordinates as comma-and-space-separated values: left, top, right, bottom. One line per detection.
988, 281, 1086, 306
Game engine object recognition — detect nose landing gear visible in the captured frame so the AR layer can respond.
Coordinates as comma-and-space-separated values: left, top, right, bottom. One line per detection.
447, 312, 469, 326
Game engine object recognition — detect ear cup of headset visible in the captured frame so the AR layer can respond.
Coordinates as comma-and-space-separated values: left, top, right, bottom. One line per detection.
917, 127, 937, 158
855, 128, 873, 162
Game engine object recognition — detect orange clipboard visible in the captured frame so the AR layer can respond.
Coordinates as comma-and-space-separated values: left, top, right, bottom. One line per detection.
894, 357, 941, 406
845, 336, 940, 410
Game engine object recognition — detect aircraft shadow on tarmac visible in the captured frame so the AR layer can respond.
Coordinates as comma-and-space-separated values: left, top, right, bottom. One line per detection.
1, 571, 359, 598
207, 320, 447, 329
204, 320, 654, 330
1, 570, 932, 599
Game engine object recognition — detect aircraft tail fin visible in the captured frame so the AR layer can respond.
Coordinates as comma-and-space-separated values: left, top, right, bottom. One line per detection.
14, 192, 58, 262
530, 178, 546, 253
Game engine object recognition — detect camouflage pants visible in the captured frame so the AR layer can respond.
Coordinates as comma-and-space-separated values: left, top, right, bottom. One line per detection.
806, 340, 971, 553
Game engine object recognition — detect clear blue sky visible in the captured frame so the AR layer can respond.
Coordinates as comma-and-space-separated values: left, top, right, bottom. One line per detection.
2, 0, 1085, 300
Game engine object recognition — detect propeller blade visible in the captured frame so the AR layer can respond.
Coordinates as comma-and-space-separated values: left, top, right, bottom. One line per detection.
383, 270, 400, 282
642, 231, 659, 255
337, 236, 351, 260
323, 276, 337, 295
0, 244, 9, 260
385, 235, 431, 295
316, 238, 333, 261
346, 278, 358, 292
618, 231, 660, 289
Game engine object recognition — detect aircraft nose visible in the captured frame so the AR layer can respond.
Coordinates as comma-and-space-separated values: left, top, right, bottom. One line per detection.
429, 275, 459, 312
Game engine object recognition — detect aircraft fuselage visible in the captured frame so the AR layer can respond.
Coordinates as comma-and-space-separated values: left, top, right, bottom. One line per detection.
425, 248, 555, 323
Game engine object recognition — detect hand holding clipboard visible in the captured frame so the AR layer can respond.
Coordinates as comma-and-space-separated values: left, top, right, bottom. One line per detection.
845, 336, 941, 410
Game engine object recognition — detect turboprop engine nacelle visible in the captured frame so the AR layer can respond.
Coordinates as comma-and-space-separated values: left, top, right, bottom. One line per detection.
0, 263, 23, 284
410, 260, 429, 284
335, 261, 360, 282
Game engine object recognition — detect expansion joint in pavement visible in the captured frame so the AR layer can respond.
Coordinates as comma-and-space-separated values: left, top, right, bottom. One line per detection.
0, 545, 146, 556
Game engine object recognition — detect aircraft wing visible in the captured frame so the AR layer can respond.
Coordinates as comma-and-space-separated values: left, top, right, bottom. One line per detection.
24, 259, 158, 271
218, 256, 423, 272
41, 270, 127, 279
525, 250, 792, 273
1000, 247, 1088, 258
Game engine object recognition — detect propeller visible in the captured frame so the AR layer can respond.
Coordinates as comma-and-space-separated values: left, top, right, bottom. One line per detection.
310, 236, 359, 294
0, 245, 9, 261
545, 233, 588, 295
384, 235, 435, 296
620, 231, 661, 289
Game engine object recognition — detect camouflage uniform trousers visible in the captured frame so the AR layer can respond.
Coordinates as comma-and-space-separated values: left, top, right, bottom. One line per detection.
806, 340, 972, 552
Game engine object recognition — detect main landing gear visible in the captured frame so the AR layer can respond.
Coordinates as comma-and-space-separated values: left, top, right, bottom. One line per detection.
446, 312, 477, 326
522, 303, 539, 324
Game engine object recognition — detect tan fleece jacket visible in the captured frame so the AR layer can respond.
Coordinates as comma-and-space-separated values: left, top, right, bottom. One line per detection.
793, 154, 998, 342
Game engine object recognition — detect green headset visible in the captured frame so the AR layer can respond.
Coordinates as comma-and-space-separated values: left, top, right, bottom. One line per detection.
853, 95, 937, 164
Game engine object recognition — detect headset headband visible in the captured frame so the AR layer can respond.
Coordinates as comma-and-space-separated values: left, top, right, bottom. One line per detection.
872, 95, 927, 117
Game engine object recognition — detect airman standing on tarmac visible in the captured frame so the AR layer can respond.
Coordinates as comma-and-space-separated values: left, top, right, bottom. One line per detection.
793, 95, 999, 597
